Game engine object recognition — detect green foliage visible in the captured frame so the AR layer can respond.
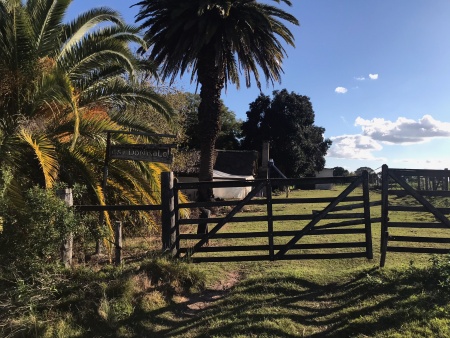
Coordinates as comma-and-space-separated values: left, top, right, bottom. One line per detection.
135, 0, 299, 186
0, 0, 173, 237
429, 254, 450, 290
0, 252, 207, 337
333, 166, 350, 177
180, 93, 242, 150
241, 89, 332, 177
139, 255, 206, 294
0, 186, 80, 270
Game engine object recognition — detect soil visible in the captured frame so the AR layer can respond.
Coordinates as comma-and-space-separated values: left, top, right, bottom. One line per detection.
175, 271, 242, 314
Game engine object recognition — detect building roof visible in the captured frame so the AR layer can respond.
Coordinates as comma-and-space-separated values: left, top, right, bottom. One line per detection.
214, 150, 258, 176
173, 149, 258, 177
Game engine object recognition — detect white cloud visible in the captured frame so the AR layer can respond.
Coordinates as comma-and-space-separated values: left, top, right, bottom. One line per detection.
391, 158, 450, 169
354, 115, 450, 144
369, 73, 379, 80
327, 134, 384, 160
335, 87, 348, 94
326, 114, 450, 167
354, 76, 365, 81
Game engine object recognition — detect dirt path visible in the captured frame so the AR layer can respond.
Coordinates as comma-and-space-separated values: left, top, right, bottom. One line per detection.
175, 271, 242, 314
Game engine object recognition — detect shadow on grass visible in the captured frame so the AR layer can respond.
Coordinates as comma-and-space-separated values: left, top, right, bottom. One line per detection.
121, 267, 449, 338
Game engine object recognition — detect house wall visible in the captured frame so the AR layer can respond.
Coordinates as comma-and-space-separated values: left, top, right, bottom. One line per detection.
315, 168, 334, 190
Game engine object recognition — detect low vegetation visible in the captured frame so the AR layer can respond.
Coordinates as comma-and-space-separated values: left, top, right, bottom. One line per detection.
1, 187, 450, 337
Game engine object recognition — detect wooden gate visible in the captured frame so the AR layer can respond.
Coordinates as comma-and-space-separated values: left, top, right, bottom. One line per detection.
171, 171, 377, 263
380, 165, 450, 267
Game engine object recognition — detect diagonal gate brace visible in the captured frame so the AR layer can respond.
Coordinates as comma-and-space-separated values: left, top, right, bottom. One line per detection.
191, 181, 266, 254
275, 176, 363, 259
389, 171, 450, 228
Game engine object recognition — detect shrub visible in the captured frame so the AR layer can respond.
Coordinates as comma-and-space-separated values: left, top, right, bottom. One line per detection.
0, 186, 81, 272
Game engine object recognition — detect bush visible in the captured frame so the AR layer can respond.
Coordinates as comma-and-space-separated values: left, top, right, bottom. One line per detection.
0, 186, 81, 271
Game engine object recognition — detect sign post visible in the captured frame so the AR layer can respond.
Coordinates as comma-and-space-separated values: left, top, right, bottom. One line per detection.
98, 130, 176, 254
109, 144, 173, 164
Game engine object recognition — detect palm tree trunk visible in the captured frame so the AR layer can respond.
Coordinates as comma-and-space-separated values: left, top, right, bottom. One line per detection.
197, 46, 225, 201
196, 46, 225, 236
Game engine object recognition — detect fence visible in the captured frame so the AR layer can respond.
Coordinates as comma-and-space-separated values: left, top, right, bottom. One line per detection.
73, 166, 450, 266
167, 171, 379, 262
380, 164, 450, 266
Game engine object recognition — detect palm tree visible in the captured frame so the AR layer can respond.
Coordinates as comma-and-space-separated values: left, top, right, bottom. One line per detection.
134, 0, 299, 201
0, 0, 174, 235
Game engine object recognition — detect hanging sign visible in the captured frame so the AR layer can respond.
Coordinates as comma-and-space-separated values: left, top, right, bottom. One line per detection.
109, 144, 173, 164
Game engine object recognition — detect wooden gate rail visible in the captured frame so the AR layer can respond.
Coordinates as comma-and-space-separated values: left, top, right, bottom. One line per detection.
380, 164, 450, 267
75, 205, 162, 211
173, 172, 377, 263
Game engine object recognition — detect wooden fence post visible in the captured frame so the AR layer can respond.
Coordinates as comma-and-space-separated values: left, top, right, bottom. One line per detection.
266, 180, 274, 261
173, 178, 180, 254
161, 172, 176, 255
380, 165, 389, 267
362, 170, 373, 259
115, 221, 122, 266
444, 169, 449, 191
56, 188, 73, 268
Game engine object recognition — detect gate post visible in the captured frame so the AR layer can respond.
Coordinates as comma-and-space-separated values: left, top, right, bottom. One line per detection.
362, 170, 373, 259
56, 188, 73, 268
266, 180, 274, 261
161, 172, 176, 256
380, 164, 389, 267
444, 169, 449, 191
114, 221, 122, 266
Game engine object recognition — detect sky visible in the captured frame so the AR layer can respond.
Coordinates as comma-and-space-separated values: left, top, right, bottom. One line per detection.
67, 0, 450, 173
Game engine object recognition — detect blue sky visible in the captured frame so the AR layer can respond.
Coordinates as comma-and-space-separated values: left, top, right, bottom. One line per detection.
67, 0, 450, 173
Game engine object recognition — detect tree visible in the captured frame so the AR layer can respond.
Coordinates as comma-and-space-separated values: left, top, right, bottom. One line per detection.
0, 0, 173, 238
134, 0, 299, 201
241, 89, 332, 178
354, 167, 374, 176
333, 166, 350, 177
354, 166, 378, 184
180, 94, 242, 150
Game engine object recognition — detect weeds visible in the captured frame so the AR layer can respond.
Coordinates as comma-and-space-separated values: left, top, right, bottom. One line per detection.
0, 254, 206, 337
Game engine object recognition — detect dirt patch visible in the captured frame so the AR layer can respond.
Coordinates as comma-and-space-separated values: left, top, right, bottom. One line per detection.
183, 271, 242, 313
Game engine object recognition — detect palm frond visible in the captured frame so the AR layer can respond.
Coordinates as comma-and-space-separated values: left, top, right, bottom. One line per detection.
59, 7, 125, 61
18, 128, 59, 188
79, 77, 173, 120
26, 0, 71, 57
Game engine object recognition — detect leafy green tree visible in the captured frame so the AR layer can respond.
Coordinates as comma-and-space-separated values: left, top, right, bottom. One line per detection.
241, 89, 332, 178
354, 167, 374, 176
180, 94, 242, 150
354, 166, 379, 184
333, 166, 350, 177
134, 0, 299, 200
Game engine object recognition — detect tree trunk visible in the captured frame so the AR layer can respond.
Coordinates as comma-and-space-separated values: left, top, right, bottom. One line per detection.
196, 45, 225, 234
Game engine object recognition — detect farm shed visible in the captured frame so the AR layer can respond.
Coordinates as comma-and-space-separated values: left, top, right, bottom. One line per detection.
174, 149, 259, 200
315, 168, 334, 190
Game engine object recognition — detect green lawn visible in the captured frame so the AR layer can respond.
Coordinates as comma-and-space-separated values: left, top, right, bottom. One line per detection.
2, 186, 450, 337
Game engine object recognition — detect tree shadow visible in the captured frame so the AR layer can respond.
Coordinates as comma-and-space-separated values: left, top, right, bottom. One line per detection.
121, 266, 449, 337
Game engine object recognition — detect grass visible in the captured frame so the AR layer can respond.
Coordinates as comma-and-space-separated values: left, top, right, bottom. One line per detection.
2, 186, 450, 337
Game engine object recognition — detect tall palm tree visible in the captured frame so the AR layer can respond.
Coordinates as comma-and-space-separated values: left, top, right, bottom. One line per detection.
0, 0, 174, 233
134, 0, 299, 200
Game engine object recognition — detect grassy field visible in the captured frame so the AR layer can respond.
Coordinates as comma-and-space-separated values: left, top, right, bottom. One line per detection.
2, 186, 450, 337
